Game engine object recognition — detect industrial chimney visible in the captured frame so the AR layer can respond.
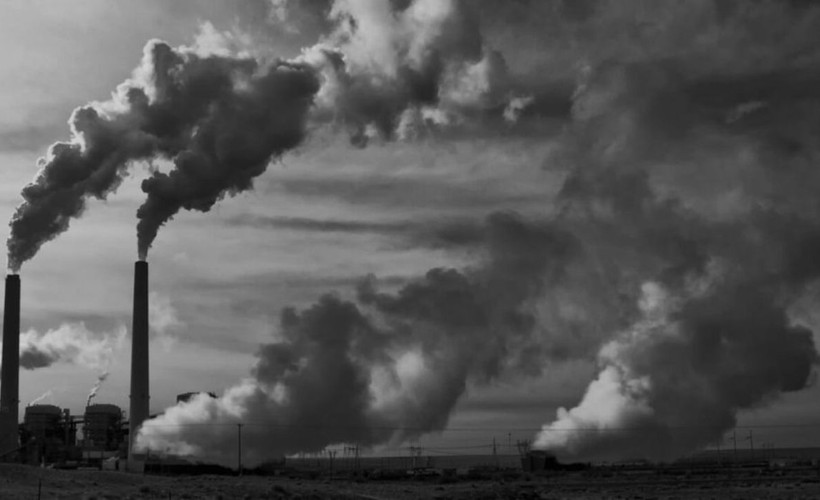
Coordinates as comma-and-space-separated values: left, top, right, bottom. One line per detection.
0, 274, 21, 458
128, 261, 149, 461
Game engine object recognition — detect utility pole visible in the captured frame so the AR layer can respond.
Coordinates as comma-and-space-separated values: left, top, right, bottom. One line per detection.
328, 449, 337, 478
493, 438, 498, 470
237, 423, 243, 476
409, 445, 422, 469
747, 430, 754, 459
731, 431, 738, 463
345, 444, 361, 472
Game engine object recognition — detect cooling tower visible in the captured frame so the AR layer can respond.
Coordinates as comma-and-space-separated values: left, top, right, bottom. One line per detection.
0, 274, 21, 458
128, 261, 149, 458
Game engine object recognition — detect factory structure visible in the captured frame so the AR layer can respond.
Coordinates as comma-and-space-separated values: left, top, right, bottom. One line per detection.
0, 262, 207, 469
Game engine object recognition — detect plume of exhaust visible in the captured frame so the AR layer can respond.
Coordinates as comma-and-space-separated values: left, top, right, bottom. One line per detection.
135, 212, 576, 466
136, 0, 521, 255
535, 279, 817, 461
28, 390, 54, 407
5, 33, 320, 269
7, 0, 524, 266
530, 52, 820, 459
86, 371, 109, 407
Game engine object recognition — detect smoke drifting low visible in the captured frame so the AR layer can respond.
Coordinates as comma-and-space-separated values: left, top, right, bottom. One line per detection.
137, 212, 575, 465
525, 45, 820, 458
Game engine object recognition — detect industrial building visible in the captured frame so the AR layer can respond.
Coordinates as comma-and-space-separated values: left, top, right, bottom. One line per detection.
84, 404, 125, 452
0, 262, 151, 468
0, 262, 221, 469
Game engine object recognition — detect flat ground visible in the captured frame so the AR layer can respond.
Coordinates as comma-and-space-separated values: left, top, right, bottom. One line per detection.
2, 463, 820, 499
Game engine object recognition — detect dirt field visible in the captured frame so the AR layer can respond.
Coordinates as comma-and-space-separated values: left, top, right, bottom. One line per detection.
2, 463, 820, 499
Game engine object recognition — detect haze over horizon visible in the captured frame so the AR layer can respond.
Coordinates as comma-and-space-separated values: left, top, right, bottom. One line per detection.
1, 0, 820, 465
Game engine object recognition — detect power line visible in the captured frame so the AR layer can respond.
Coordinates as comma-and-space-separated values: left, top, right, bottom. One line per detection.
139, 421, 820, 432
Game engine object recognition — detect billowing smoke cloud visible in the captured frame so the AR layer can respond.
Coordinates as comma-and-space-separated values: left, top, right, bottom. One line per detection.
17, 323, 126, 370
7, 0, 523, 269
86, 371, 110, 407
300, 0, 522, 144
136, 212, 576, 465
529, 26, 820, 458
143, 1, 820, 464
535, 279, 817, 461
5, 37, 319, 269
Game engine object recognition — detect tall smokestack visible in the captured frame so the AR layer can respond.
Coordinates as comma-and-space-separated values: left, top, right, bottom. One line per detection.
128, 261, 149, 460
0, 275, 21, 458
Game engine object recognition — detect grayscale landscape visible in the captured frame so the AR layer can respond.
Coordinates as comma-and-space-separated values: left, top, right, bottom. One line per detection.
1, 1, 819, 498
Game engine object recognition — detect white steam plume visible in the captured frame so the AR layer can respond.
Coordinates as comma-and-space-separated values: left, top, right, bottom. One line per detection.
18, 323, 126, 371
86, 371, 110, 407
28, 390, 54, 407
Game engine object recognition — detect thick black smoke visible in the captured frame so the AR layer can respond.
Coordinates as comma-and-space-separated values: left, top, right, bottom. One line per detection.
5, 39, 318, 269
8, 0, 524, 268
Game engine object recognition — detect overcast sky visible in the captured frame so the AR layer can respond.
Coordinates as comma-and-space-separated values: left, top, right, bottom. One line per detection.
2, 0, 820, 461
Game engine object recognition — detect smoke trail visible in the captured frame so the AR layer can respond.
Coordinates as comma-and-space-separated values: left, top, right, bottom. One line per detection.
28, 390, 54, 407
17, 323, 126, 370
135, 0, 520, 256
4, 37, 319, 270
86, 372, 109, 407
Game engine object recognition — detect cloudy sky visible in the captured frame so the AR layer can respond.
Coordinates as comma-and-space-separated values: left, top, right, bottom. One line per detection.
2, 0, 820, 463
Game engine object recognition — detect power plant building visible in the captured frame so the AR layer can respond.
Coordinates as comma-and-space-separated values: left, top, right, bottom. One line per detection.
0, 262, 155, 469
21, 405, 77, 464
84, 404, 124, 451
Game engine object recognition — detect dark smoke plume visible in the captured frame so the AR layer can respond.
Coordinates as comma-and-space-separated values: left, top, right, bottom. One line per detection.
8, 0, 523, 268
5, 38, 318, 269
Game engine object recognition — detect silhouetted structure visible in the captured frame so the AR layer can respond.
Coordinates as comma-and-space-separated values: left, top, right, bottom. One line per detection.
84, 404, 124, 451
0, 275, 21, 459
129, 261, 149, 461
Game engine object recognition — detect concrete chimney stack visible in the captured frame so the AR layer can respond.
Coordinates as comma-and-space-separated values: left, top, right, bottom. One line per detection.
0, 274, 21, 458
128, 261, 149, 460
